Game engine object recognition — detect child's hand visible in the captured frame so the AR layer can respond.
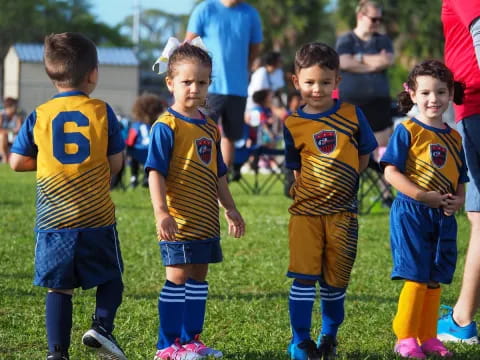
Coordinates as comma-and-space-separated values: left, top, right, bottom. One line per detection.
156, 212, 178, 241
224, 208, 245, 238
443, 193, 465, 216
417, 191, 449, 208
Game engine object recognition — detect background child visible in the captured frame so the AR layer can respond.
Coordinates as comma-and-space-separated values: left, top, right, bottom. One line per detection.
284, 42, 377, 360
9, 32, 127, 360
0, 97, 23, 163
146, 40, 245, 360
126, 93, 164, 188
381, 60, 467, 359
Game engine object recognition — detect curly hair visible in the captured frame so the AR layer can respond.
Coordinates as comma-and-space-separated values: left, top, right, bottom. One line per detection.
132, 94, 165, 125
398, 59, 465, 114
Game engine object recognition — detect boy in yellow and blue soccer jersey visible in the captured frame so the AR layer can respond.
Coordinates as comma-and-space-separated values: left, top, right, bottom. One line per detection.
381, 60, 468, 359
9, 32, 127, 360
284, 42, 377, 360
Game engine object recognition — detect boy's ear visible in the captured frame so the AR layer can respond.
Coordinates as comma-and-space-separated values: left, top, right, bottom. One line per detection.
87, 67, 98, 84
335, 74, 341, 89
291, 74, 300, 90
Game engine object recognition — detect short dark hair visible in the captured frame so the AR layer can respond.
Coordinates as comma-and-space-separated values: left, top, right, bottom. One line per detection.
294, 42, 339, 74
3, 97, 18, 108
263, 51, 282, 67
44, 32, 98, 88
132, 93, 165, 125
398, 59, 465, 114
252, 89, 271, 106
167, 42, 212, 78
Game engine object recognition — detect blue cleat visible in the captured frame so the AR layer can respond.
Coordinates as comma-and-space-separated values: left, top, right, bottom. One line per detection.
287, 339, 321, 360
437, 305, 479, 344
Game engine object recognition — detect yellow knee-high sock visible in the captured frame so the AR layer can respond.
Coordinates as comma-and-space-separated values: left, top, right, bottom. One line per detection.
418, 286, 441, 344
393, 281, 428, 340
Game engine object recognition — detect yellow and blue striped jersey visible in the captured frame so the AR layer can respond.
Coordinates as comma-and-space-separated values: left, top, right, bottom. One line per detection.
11, 90, 125, 231
381, 117, 468, 195
284, 101, 377, 215
145, 108, 228, 242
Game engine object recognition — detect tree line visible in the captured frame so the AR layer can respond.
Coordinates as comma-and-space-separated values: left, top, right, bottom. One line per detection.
1, 0, 443, 96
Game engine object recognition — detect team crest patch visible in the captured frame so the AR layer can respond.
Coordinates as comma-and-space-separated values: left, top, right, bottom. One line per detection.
313, 130, 337, 154
195, 137, 213, 165
430, 143, 447, 168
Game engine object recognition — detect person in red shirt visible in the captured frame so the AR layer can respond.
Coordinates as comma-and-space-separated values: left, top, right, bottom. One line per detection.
437, 0, 480, 344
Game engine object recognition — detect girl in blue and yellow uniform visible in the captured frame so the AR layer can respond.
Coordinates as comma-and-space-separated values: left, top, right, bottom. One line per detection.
381, 60, 468, 359
146, 38, 245, 360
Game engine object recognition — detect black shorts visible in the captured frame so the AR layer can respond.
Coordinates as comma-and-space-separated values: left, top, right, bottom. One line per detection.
358, 97, 393, 132
206, 94, 247, 141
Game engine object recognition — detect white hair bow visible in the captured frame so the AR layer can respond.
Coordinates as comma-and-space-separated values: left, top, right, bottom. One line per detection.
152, 36, 208, 75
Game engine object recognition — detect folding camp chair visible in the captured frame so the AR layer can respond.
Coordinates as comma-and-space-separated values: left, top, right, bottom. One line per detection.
230, 126, 285, 195
358, 158, 394, 215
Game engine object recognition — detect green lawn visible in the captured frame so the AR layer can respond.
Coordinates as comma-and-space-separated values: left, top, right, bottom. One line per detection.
0, 164, 478, 359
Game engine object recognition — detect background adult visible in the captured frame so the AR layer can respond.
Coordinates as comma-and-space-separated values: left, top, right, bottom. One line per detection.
0, 97, 23, 163
437, 0, 480, 344
186, 0, 263, 167
246, 51, 285, 115
336, 0, 394, 158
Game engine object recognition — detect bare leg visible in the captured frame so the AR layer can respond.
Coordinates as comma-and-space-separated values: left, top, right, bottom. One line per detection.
0, 131, 9, 163
453, 212, 480, 326
221, 137, 234, 168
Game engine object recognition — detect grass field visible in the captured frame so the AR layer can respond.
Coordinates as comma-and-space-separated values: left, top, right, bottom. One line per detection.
1, 163, 479, 359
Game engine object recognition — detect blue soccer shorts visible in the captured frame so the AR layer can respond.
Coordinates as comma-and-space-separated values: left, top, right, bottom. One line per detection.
390, 193, 457, 284
458, 115, 480, 212
34, 225, 124, 290
159, 238, 223, 266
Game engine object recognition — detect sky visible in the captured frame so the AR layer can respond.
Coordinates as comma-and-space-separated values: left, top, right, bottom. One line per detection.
91, 0, 196, 27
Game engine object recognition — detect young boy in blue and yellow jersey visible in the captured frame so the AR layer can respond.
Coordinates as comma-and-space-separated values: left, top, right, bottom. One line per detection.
284, 42, 377, 360
9, 32, 127, 360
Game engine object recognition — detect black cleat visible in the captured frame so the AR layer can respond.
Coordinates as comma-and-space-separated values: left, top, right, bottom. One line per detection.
317, 334, 338, 360
46, 345, 69, 360
82, 315, 127, 360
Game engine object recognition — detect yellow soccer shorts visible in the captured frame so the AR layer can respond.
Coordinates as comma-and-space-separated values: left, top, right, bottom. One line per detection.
287, 212, 358, 288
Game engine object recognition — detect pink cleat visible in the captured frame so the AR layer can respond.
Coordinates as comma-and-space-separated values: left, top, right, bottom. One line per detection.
183, 335, 223, 358
394, 338, 426, 359
421, 338, 453, 357
154, 338, 204, 360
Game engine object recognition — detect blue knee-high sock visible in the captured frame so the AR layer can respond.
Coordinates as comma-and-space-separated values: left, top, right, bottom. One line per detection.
181, 279, 209, 343
289, 280, 316, 344
46, 292, 73, 352
320, 284, 345, 338
158, 280, 186, 349
95, 277, 124, 333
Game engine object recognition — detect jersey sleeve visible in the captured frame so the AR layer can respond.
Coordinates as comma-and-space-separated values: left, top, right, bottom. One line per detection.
458, 147, 469, 184
10, 110, 37, 157
380, 123, 411, 172
106, 104, 126, 155
284, 125, 301, 170
125, 127, 138, 147
145, 122, 174, 176
356, 107, 378, 155
216, 141, 228, 177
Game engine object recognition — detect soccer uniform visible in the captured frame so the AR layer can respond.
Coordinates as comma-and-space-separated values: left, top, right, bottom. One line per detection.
284, 100, 377, 288
381, 117, 469, 283
11, 90, 125, 289
145, 108, 228, 266
126, 121, 151, 164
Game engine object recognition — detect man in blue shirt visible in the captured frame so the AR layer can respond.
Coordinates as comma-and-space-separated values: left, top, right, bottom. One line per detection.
186, 0, 263, 167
